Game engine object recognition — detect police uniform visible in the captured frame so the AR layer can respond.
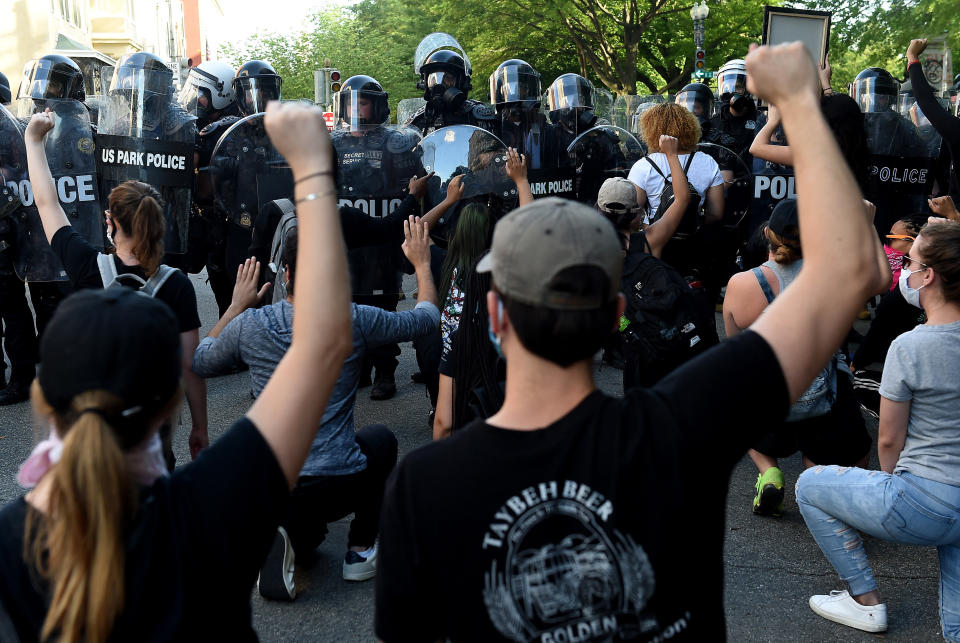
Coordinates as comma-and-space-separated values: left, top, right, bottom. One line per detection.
407, 99, 498, 137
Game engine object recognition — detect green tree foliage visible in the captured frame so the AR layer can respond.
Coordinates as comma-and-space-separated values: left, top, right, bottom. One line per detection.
800, 0, 959, 92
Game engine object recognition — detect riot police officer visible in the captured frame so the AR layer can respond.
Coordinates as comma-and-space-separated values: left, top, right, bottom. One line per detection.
405, 42, 497, 135
546, 73, 608, 151
197, 60, 282, 314
178, 60, 238, 130
489, 59, 554, 168
710, 59, 759, 164
333, 75, 421, 400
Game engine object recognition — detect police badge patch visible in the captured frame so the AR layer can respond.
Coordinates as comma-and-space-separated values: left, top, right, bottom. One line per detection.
77, 137, 94, 154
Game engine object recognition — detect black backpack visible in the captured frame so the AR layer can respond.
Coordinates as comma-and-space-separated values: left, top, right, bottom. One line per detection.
645, 152, 702, 236
619, 234, 718, 388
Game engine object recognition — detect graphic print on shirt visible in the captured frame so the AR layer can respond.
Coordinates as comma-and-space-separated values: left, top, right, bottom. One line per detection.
482, 480, 659, 642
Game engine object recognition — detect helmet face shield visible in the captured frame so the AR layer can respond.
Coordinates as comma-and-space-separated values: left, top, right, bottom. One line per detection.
177, 82, 213, 120
490, 67, 542, 106
19, 59, 84, 101
851, 75, 899, 113
334, 89, 389, 132
675, 90, 713, 119
234, 76, 281, 115
717, 71, 747, 102
427, 71, 459, 91
546, 75, 595, 111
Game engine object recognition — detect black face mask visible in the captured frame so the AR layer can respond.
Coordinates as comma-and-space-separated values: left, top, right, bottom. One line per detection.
429, 85, 465, 111
729, 94, 754, 114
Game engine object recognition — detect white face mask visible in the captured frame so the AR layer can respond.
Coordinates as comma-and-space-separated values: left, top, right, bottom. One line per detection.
898, 265, 927, 308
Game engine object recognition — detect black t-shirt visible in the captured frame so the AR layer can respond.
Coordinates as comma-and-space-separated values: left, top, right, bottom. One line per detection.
51, 227, 201, 333
0, 418, 288, 642
375, 331, 788, 642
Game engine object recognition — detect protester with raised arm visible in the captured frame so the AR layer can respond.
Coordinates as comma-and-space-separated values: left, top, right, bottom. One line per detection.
0, 101, 352, 641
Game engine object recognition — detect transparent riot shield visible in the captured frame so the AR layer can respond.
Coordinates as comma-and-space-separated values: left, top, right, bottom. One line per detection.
594, 87, 614, 122
210, 112, 294, 229
863, 111, 937, 235
566, 125, 644, 204
416, 125, 513, 206
2, 101, 104, 281
414, 33, 472, 77
398, 97, 426, 127
333, 125, 424, 296
95, 86, 196, 254
494, 103, 576, 199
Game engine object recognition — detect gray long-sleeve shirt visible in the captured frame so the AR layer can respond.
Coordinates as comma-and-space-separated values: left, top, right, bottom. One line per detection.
193, 300, 439, 476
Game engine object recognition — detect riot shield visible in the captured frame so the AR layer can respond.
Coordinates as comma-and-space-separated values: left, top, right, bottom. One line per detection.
397, 97, 426, 127
566, 125, 643, 204
2, 101, 104, 282
95, 89, 196, 254
210, 112, 294, 229
414, 33, 472, 78
333, 125, 424, 296
611, 95, 664, 135
416, 124, 513, 207
593, 87, 614, 122
697, 142, 753, 229
862, 111, 937, 235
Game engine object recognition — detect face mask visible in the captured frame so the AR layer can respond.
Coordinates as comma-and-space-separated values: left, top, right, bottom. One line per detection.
487, 296, 505, 360
898, 266, 926, 308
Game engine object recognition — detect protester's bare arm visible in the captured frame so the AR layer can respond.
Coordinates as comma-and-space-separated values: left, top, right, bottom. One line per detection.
746, 42, 886, 403
818, 53, 833, 94
506, 148, 534, 206
433, 374, 453, 440
863, 200, 893, 294
878, 397, 910, 473
634, 185, 648, 213
246, 102, 353, 487
24, 110, 70, 242
421, 174, 464, 229
643, 135, 689, 257
181, 328, 209, 459
704, 183, 724, 224
723, 269, 769, 338
928, 195, 960, 221
402, 216, 438, 308
749, 105, 794, 166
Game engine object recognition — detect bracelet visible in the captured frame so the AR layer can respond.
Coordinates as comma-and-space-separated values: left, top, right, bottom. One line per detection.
295, 189, 337, 205
294, 170, 334, 185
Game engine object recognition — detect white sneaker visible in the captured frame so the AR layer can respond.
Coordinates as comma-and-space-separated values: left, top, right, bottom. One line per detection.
257, 527, 296, 601
809, 590, 887, 633
342, 544, 378, 581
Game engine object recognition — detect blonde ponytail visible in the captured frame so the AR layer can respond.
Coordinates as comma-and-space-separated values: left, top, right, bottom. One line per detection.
26, 386, 135, 643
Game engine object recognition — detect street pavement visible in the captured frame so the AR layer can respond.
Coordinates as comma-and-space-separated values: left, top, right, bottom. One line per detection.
0, 271, 944, 642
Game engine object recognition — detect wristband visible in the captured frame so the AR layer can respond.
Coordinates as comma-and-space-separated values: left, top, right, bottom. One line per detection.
295, 189, 337, 205
294, 170, 334, 185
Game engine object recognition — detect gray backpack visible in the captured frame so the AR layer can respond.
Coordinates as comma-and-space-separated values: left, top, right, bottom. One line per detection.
267, 198, 297, 304
97, 253, 177, 298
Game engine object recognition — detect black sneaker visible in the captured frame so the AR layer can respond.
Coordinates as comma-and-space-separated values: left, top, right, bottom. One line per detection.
0, 383, 30, 406
258, 527, 296, 601
370, 372, 396, 401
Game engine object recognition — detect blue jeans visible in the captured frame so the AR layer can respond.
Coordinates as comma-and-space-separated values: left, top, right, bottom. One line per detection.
796, 466, 960, 642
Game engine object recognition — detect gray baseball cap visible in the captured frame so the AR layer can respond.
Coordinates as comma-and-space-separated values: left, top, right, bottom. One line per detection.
596, 177, 639, 213
477, 197, 623, 310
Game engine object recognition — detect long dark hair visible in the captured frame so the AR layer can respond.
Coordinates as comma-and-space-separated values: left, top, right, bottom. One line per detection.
439, 203, 491, 311
820, 94, 871, 191
451, 264, 504, 430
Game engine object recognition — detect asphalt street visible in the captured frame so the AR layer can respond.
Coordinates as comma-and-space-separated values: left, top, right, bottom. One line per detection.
0, 271, 944, 642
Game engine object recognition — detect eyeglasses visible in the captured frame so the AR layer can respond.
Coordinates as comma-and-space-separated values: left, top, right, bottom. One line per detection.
885, 233, 915, 242
898, 253, 930, 271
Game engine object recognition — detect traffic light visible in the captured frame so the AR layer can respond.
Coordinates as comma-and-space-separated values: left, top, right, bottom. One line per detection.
695, 49, 706, 71
329, 69, 341, 94
314, 67, 342, 109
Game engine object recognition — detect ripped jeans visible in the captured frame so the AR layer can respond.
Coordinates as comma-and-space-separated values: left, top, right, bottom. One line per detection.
796, 466, 960, 642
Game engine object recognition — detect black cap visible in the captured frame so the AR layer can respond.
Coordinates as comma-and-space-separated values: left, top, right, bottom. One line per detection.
38, 289, 181, 446
768, 198, 799, 241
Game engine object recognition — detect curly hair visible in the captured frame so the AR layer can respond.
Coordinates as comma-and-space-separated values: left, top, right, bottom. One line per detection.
639, 103, 701, 153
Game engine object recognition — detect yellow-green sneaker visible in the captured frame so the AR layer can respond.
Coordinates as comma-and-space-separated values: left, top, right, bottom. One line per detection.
752, 467, 785, 517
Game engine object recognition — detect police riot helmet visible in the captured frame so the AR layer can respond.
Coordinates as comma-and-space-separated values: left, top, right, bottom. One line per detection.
850, 67, 899, 113
110, 52, 174, 98
419, 49, 472, 105
233, 60, 282, 116
675, 83, 714, 122
20, 54, 86, 102
0, 71, 10, 105
489, 59, 541, 110
334, 75, 389, 131
178, 60, 236, 123
717, 59, 750, 104
546, 73, 598, 131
